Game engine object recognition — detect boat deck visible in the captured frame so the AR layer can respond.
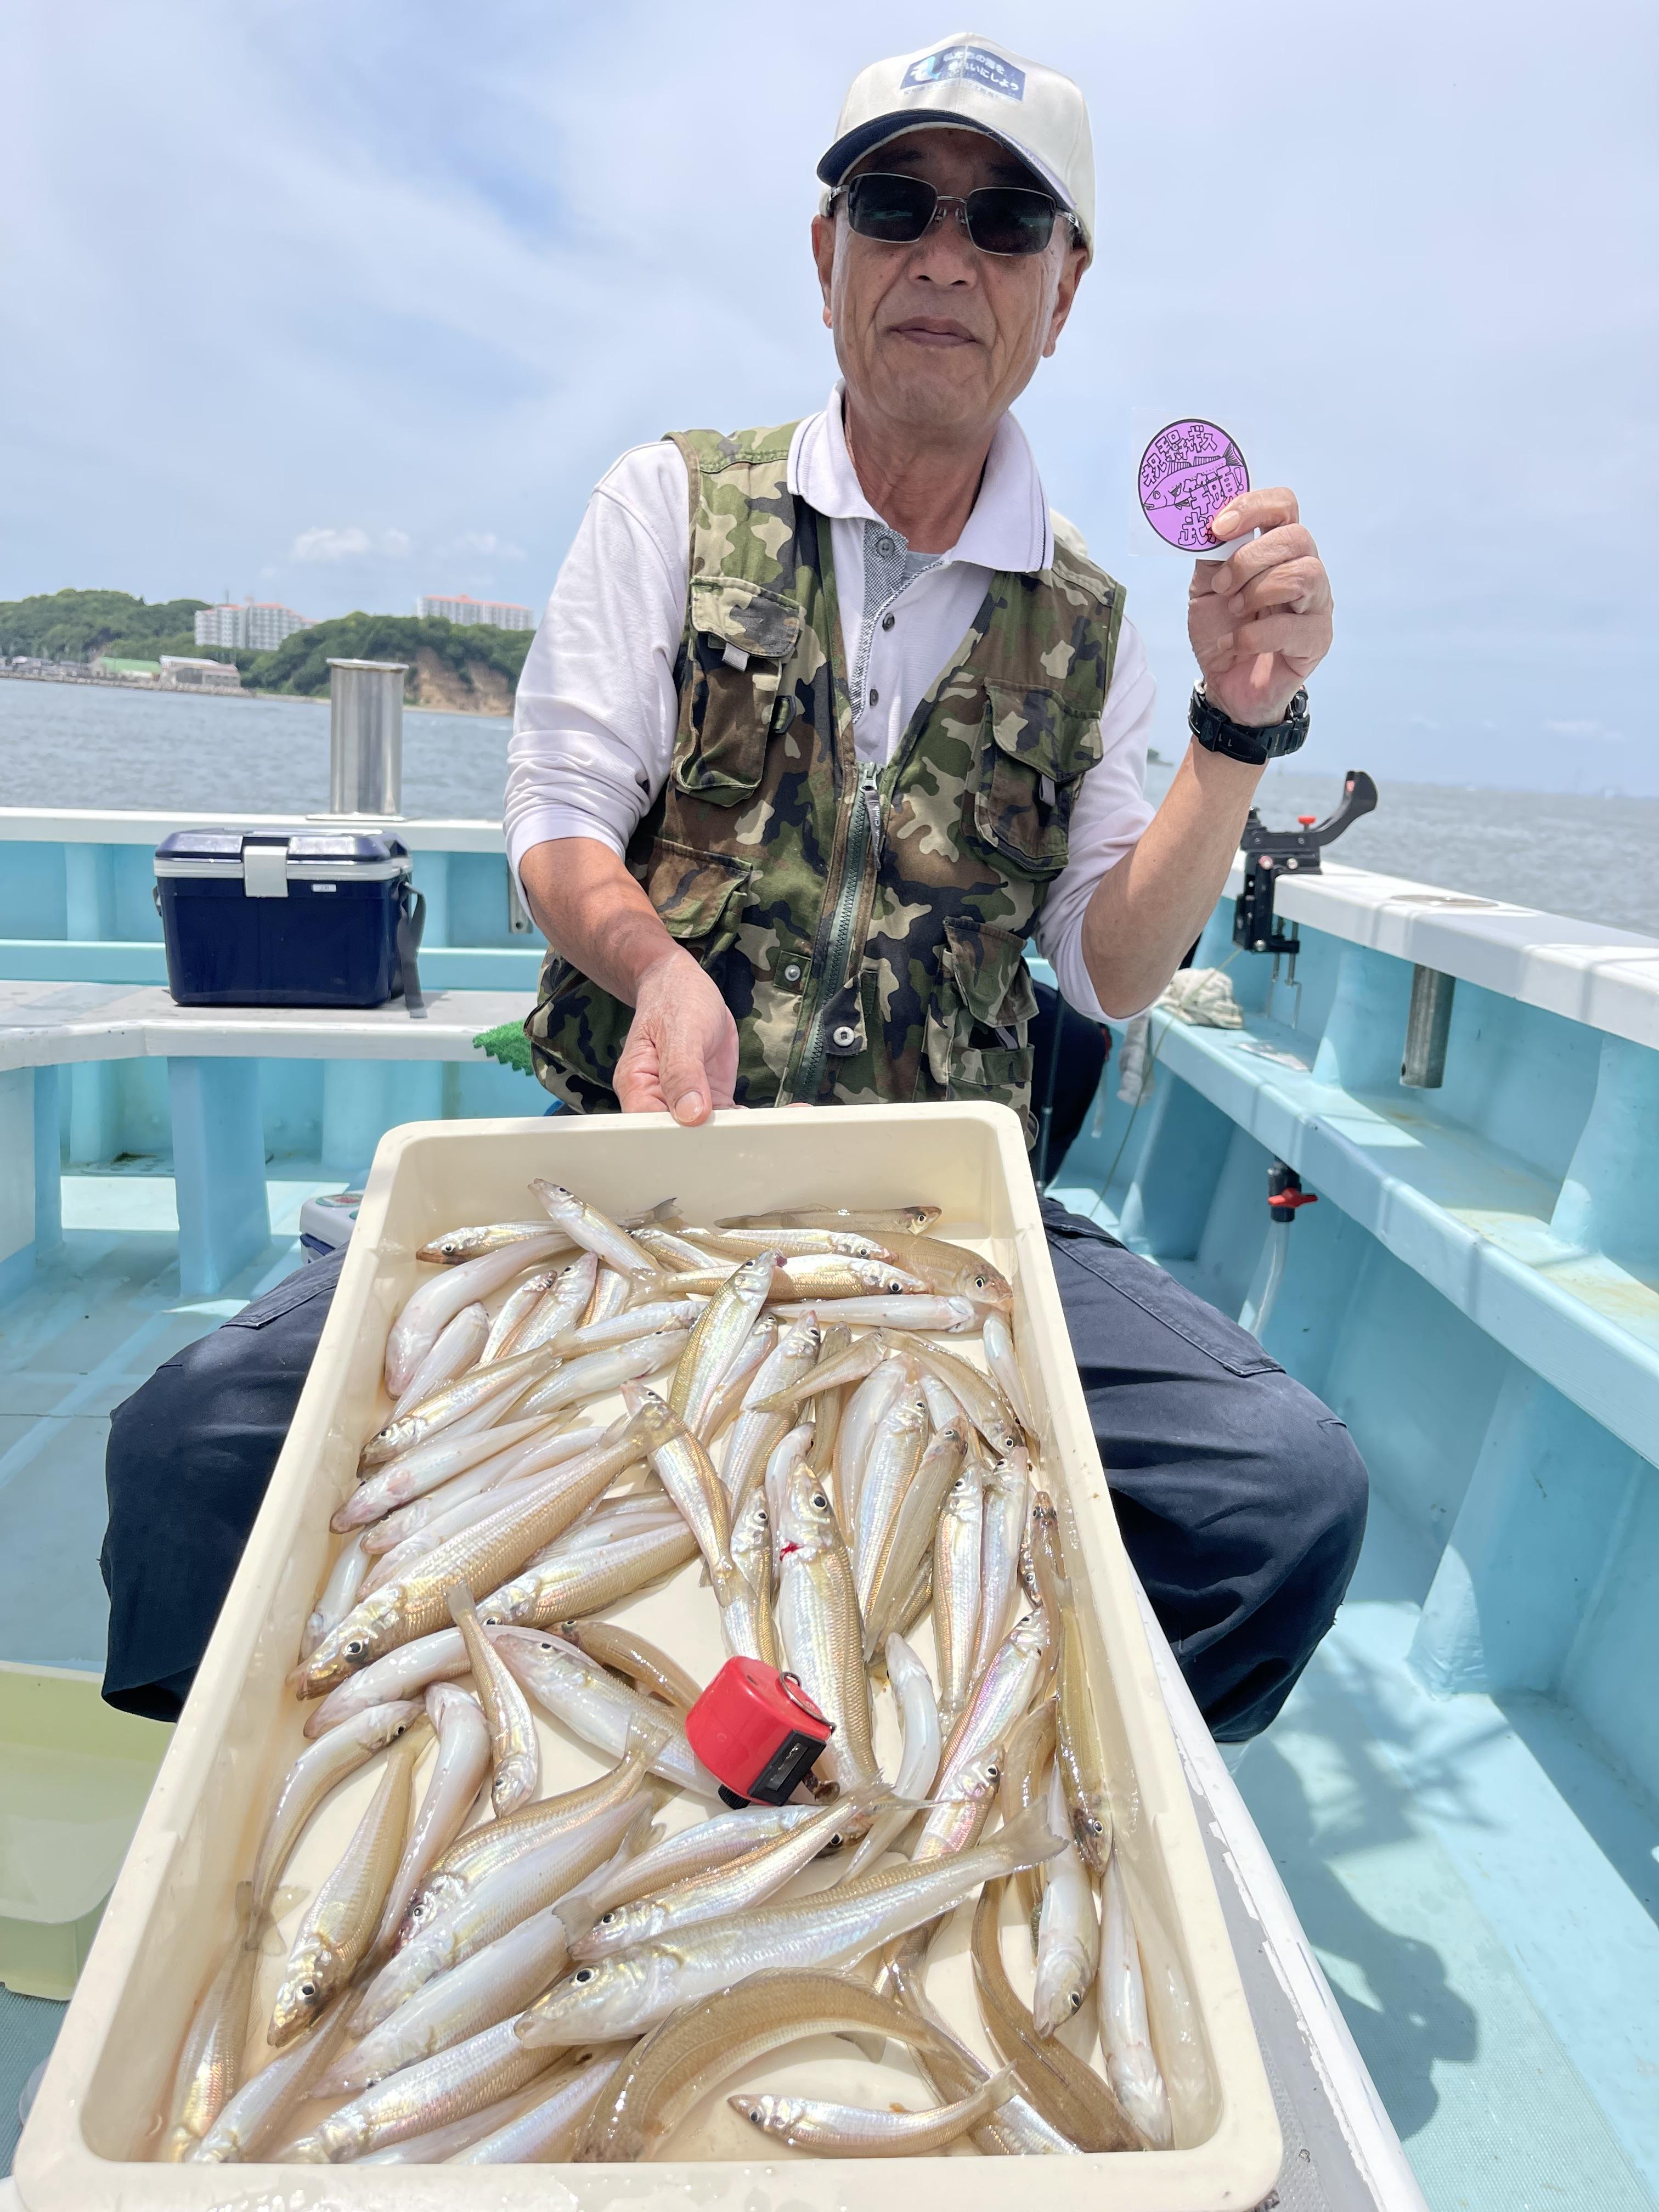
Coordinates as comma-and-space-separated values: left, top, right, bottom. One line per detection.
2, 1170, 1654, 2205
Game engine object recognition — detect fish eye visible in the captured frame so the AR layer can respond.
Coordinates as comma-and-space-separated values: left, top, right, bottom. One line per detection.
973, 1274, 990, 1291
600, 1912, 617, 1925
811, 1492, 828, 1510
298, 1980, 317, 2000
344, 1639, 366, 1658
573, 1967, 596, 1984
1068, 1991, 1082, 2014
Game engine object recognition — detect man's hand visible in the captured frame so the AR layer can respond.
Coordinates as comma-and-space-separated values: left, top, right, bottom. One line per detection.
1188, 488, 1333, 726
613, 949, 740, 1125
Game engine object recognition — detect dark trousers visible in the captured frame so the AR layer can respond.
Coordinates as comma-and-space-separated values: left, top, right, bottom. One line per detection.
101, 1216, 1366, 1742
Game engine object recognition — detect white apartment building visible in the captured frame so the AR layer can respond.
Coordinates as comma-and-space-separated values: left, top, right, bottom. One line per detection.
194, 602, 314, 651
415, 593, 536, 631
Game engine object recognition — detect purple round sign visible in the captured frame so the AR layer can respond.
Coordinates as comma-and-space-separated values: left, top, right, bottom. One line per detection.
1138, 420, 1249, 551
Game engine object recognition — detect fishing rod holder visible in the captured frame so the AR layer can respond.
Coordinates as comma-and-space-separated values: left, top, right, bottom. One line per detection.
1233, 769, 1378, 981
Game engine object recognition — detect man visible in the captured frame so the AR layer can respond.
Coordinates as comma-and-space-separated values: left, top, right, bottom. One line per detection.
103, 34, 1363, 1748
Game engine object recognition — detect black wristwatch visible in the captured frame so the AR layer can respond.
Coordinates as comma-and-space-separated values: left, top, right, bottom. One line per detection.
1189, 682, 1310, 765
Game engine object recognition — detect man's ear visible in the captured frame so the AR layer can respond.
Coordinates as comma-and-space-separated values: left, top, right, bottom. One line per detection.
1042, 241, 1088, 359
810, 212, 836, 329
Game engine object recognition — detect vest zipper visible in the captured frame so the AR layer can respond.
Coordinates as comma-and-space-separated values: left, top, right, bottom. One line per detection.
797, 757, 881, 1101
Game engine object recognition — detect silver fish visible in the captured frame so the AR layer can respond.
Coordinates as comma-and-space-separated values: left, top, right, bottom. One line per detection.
510, 1251, 600, 1354
267, 1735, 417, 2046
417, 1221, 571, 1265
479, 1268, 565, 1364
933, 1464, 985, 1730
532, 1181, 661, 1284
492, 1626, 717, 1795
480, 1520, 698, 1632
351, 1796, 644, 2035
336, 1417, 550, 1530
833, 1354, 910, 1531
303, 1627, 469, 1737
1033, 1764, 1100, 2036
862, 1415, 967, 1658
772, 1295, 979, 1331
374, 1682, 492, 1952
669, 1252, 782, 1435
849, 1383, 929, 1616
972, 1455, 1031, 1684
725, 1318, 822, 1513
515, 1799, 1064, 2046
585, 1263, 637, 1325
698, 1315, 778, 1442
367, 1421, 608, 1553
907, 1339, 1026, 1460
291, 2015, 562, 2162
186, 1993, 353, 2163
983, 1310, 1035, 1431
1099, 1854, 1173, 2148
546, 1297, 704, 1358
877, 1233, 1014, 1310
937, 1610, 1050, 1798
731, 2068, 1015, 2156
158, 1884, 263, 2159
846, 1633, 941, 1880
454, 2049, 625, 2164
301, 1529, 371, 1660
728, 1485, 780, 1668
362, 1342, 560, 1466
774, 1462, 877, 1793
516, 1329, 691, 1419
719, 1205, 940, 1233
621, 1385, 743, 1618
389, 1301, 488, 1421
562, 1805, 826, 1929
249, 1698, 423, 1914
449, 1583, 539, 1816
572, 1793, 873, 1960
386, 1235, 569, 1397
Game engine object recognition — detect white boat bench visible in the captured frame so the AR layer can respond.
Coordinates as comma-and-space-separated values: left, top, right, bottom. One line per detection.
0, 983, 534, 1300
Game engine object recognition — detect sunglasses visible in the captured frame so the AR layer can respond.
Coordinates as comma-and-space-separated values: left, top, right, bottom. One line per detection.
831, 171, 1072, 258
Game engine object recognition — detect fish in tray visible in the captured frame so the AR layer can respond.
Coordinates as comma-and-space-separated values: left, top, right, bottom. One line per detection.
163, 1176, 1177, 2167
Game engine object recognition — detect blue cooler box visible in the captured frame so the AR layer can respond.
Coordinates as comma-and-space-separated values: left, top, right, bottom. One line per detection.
153, 829, 425, 1011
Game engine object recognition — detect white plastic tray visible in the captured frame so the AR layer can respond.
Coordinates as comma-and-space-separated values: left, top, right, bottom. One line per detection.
15, 1103, 1279, 2209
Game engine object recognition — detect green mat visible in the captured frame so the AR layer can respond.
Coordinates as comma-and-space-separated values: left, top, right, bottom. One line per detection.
473, 1019, 535, 1077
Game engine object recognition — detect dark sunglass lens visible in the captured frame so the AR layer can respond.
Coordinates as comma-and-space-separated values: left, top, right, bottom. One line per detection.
966, 187, 1057, 256
846, 174, 936, 244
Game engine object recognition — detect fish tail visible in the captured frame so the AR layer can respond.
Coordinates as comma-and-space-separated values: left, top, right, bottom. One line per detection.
983, 2064, 1018, 2112
624, 1706, 675, 1765
991, 1798, 1066, 1873
445, 1581, 480, 1628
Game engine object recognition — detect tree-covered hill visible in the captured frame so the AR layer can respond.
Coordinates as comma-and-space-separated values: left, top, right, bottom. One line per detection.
0, 591, 534, 713
0, 588, 208, 664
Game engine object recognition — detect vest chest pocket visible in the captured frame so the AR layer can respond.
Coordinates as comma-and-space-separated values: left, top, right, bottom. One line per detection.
971, 681, 1105, 878
672, 579, 803, 805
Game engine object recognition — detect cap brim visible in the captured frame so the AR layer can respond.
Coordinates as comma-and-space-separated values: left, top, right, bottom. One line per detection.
816, 111, 1077, 228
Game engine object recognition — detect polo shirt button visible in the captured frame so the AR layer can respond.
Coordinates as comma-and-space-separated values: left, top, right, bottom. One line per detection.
782, 961, 803, 984
881, 612, 896, 631
876, 535, 895, 557
832, 1024, 857, 1048
867, 689, 879, 707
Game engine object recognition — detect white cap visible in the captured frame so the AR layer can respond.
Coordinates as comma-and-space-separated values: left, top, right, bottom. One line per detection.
818, 32, 1094, 252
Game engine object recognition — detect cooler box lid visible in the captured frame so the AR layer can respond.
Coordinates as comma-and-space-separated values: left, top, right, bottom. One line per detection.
154, 828, 411, 887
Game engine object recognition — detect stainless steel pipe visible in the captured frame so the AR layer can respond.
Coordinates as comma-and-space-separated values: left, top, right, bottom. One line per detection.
328, 658, 407, 815
1401, 964, 1455, 1088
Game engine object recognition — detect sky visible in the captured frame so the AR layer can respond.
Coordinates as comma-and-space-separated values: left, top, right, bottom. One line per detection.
3, 0, 1656, 794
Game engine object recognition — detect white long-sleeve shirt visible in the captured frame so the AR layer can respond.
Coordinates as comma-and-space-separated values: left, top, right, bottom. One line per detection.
505, 388, 1155, 1022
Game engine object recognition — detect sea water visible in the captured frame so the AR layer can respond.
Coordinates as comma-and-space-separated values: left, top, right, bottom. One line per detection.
1, 679, 1655, 939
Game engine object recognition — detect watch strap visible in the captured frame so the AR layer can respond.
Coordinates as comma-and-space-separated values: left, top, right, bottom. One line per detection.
1189, 684, 1310, 765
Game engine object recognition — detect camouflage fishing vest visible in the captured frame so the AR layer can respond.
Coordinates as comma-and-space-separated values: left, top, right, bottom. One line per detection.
526, 421, 1124, 1140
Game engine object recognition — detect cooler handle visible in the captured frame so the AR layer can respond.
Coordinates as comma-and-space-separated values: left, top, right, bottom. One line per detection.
397, 884, 427, 1020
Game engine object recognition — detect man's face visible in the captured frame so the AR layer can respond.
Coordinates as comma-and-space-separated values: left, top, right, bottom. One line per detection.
811, 126, 1086, 442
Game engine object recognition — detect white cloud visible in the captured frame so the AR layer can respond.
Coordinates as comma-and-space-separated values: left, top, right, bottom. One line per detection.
450, 531, 525, 561
292, 524, 372, 563
380, 528, 413, 559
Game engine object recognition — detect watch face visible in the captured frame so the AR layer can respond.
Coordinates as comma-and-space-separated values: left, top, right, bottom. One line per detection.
1139, 420, 1250, 551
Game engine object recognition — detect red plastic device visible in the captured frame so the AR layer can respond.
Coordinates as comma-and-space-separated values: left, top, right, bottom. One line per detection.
684, 1657, 835, 1807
